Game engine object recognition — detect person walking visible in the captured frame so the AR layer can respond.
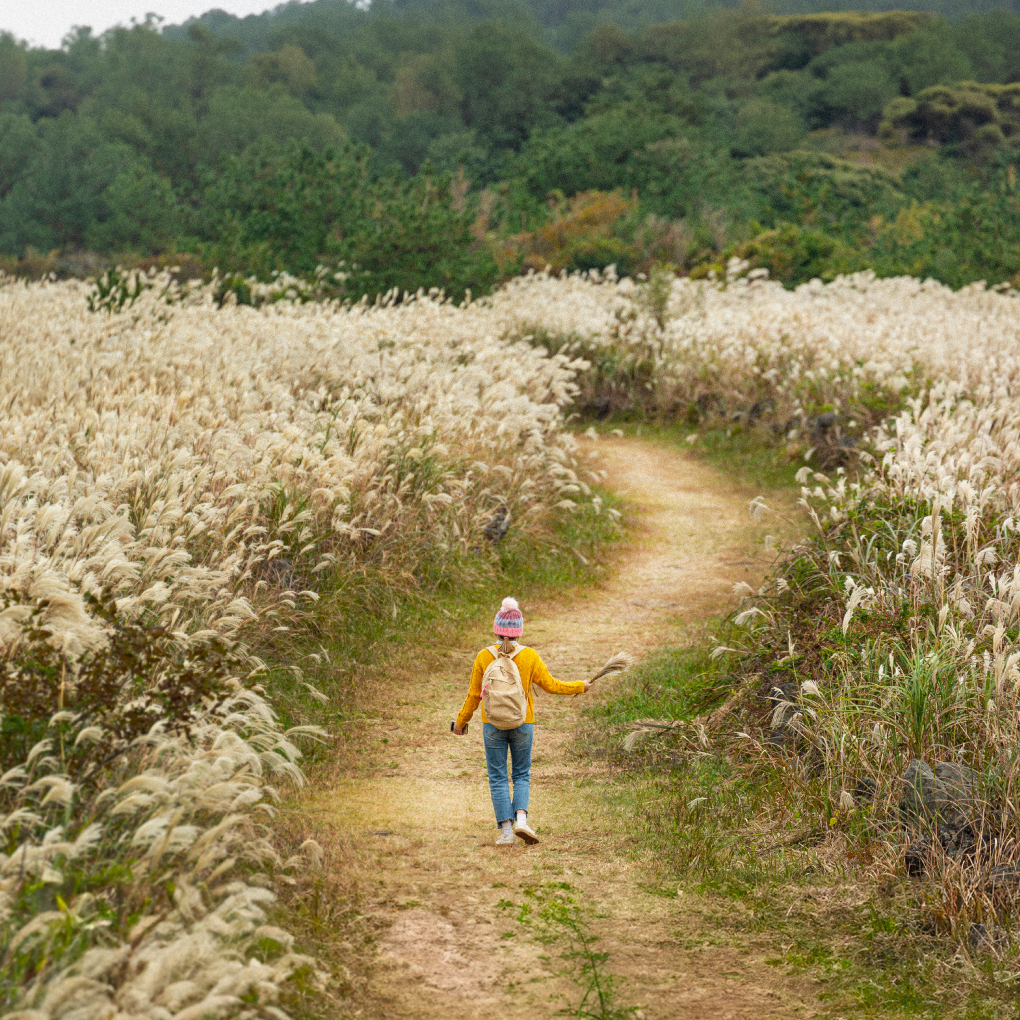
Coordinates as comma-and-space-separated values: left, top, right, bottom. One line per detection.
452, 597, 590, 845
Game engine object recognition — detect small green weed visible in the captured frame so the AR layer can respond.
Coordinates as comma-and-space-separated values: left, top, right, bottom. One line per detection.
501, 884, 638, 1020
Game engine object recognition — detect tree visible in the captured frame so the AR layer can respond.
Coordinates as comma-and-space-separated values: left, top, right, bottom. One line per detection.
890, 22, 974, 95
453, 22, 560, 151
814, 58, 899, 131
0, 115, 164, 254
85, 161, 180, 253
0, 33, 27, 105
0, 113, 40, 198
733, 100, 806, 156
195, 141, 499, 300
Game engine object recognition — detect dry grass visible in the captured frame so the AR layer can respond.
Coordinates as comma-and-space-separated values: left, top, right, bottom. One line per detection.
6, 258, 1020, 1017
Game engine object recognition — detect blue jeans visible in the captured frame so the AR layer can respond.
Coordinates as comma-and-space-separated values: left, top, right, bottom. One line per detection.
483, 722, 533, 825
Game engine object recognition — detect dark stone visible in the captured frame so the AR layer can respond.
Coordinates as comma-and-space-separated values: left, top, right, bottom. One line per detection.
854, 776, 878, 802
691, 392, 724, 423
905, 838, 932, 877
968, 922, 1007, 953
748, 398, 776, 423
933, 762, 984, 830
806, 412, 860, 468
899, 760, 985, 829
937, 825, 978, 862
899, 759, 937, 824
812, 411, 837, 434
765, 681, 799, 704
766, 725, 797, 747
483, 506, 511, 543
899, 760, 990, 875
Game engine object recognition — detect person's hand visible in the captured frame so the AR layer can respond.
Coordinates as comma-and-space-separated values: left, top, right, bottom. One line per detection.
452, 722, 465, 735
582, 680, 593, 693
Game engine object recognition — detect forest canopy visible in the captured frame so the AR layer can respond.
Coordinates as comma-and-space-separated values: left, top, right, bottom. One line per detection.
2, 0, 1020, 295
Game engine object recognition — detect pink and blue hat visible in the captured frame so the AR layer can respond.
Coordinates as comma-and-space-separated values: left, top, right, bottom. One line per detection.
493, 597, 524, 638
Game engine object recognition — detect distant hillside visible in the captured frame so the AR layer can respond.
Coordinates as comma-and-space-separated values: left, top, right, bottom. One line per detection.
169, 0, 1020, 53
2, 2, 1020, 294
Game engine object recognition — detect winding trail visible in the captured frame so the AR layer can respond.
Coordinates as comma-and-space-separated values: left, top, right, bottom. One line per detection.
308, 437, 821, 1019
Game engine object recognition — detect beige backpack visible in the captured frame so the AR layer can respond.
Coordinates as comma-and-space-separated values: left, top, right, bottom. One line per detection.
481, 644, 528, 730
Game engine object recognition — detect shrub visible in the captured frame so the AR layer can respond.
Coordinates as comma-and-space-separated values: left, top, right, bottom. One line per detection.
503, 189, 640, 275
882, 81, 1020, 154
731, 223, 839, 286
0, 591, 245, 781
195, 141, 500, 301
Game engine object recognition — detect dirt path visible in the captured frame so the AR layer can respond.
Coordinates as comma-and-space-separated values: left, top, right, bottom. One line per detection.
308, 437, 822, 1019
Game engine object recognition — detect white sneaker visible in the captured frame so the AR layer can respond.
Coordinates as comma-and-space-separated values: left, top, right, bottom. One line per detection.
513, 818, 539, 845
495, 829, 516, 845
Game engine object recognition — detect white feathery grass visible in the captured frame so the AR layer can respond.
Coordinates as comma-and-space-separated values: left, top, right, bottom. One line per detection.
0, 272, 602, 1016
6, 261, 1020, 1005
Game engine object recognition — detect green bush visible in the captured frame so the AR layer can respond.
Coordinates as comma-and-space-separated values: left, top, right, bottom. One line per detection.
883, 81, 1020, 154
734, 223, 840, 286
194, 141, 500, 301
745, 150, 905, 236
865, 165, 1020, 287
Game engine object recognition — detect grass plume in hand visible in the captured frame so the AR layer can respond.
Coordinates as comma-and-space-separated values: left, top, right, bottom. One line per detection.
591, 652, 631, 684
578, 652, 631, 696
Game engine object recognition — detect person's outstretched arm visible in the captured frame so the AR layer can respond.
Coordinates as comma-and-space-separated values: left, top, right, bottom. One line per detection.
454, 651, 488, 732
532, 653, 589, 696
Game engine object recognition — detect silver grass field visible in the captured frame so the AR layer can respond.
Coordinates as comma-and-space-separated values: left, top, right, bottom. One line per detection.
2, 264, 1020, 1015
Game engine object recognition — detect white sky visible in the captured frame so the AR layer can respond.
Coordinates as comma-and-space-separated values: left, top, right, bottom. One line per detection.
0, 1, 291, 49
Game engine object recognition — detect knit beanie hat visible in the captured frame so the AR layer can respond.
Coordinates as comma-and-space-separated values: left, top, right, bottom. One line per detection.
493, 596, 524, 638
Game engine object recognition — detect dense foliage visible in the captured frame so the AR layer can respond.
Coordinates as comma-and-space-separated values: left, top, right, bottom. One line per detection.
2, 0, 1020, 293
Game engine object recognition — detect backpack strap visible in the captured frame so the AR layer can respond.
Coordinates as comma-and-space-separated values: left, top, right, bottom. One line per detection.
488, 643, 527, 659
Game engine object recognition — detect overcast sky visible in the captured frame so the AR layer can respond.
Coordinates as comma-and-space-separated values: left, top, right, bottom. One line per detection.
0, 1, 290, 49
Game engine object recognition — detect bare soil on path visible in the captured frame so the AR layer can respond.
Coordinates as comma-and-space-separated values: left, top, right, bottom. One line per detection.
308, 437, 824, 1019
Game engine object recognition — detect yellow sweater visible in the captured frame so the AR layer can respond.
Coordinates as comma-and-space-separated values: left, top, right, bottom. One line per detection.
456, 643, 585, 728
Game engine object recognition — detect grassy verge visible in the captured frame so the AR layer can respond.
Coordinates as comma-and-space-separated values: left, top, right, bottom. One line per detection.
585, 631, 1020, 1019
